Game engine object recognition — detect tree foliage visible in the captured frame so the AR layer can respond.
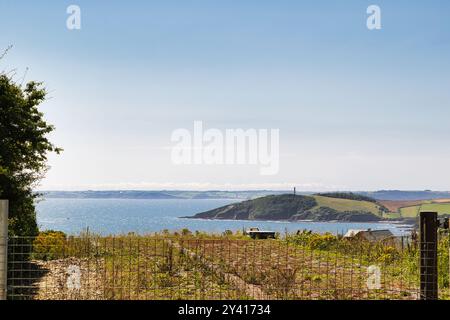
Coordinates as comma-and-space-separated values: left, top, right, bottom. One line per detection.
0, 48, 61, 236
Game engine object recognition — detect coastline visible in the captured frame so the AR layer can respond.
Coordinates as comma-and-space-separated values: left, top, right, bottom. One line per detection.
179, 216, 415, 227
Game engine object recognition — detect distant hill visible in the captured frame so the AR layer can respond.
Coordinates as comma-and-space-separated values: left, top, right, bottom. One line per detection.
357, 190, 450, 201
40, 190, 450, 202
185, 194, 384, 222
41, 190, 291, 200
165, 190, 289, 200
41, 191, 182, 199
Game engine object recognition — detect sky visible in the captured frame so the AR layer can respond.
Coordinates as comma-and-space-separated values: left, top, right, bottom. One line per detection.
1, 1, 450, 191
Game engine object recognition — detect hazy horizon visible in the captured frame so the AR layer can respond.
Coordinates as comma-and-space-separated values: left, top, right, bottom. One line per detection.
37, 188, 450, 193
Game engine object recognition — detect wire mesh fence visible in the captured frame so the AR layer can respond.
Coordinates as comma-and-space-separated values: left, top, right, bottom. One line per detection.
420, 241, 438, 300
5, 232, 448, 300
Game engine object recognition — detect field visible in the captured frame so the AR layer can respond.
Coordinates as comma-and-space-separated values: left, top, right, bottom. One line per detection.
312, 196, 383, 216
399, 203, 450, 218
419, 203, 450, 215
379, 199, 450, 218
7, 231, 450, 300
379, 200, 425, 213
399, 206, 421, 218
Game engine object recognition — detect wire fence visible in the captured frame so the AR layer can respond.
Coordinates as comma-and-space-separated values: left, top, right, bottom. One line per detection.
5, 233, 448, 300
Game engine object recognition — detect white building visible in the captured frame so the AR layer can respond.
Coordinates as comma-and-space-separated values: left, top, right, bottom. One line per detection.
344, 229, 394, 242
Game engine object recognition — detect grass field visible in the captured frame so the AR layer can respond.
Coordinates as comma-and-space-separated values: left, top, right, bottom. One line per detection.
399, 203, 450, 218
420, 203, 450, 214
312, 196, 450, 219
312, 196, 383, 216
377, 198, 450, 218
383, 212, 402, 219
399, 206, 421, 218
380, 200, 425, 213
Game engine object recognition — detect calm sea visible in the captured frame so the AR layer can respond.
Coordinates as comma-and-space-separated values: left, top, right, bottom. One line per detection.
36, 198, 412, 236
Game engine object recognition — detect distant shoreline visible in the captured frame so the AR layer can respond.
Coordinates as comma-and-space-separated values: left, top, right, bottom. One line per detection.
179, 216, 414, 226
38, 190, 450, 201
40, 197, 240, 201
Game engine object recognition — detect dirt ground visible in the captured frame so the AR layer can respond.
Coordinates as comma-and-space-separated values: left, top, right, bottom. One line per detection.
32, 258, 105, 300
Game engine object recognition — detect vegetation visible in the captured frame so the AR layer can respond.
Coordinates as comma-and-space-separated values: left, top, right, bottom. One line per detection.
188, 194, 317, 220
378, 199, 450, 219
317, 193, 389, 214
399, 203, 450, 218
399, 205, 422, 218
188, 192, 450, 222
0, 46, 61, 237
291, 207, 381, 222
32, 230, 67, 261
7, 229, 448, 300
317, 192, 379, 203
312, 195, 386, 216
188, 194, 384, 222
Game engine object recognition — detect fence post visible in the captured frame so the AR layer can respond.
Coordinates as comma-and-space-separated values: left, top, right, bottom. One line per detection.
420, 211, 438, 300
0, 200, 8, 300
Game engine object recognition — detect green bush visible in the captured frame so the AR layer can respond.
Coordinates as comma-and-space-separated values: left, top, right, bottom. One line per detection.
32, 230, 67, 261
288, 230, 339, 250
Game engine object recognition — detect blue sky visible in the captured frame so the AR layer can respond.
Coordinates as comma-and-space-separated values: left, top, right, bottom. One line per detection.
1, 1, 450, 191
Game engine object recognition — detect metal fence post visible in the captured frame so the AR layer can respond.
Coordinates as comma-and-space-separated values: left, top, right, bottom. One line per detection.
0, 200, 8, 300
420, 211, 438, 300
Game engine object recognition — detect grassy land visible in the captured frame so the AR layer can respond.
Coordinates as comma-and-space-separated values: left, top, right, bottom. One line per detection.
313, 196, 450, 220
420, 203, 450, 215
378, 198, 450, 218
8, 230, 449, 300
399, 206, 422, 218
383, 212, 402, 219
312, 196, 384, 216
399, 203, 450, 218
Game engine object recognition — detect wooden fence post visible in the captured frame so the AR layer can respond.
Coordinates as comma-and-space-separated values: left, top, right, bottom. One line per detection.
0, 200, 8, 300
420, 211, 438, 300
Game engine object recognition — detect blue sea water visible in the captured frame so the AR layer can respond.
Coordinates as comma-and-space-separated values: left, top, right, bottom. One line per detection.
36, 198, 412, 236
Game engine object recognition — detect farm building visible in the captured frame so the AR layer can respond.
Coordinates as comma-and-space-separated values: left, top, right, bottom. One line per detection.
344, 229, 394, 242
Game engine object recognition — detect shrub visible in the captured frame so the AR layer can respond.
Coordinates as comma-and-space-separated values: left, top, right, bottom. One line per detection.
376, 246, 399, 264
181, 228, 192, 237
223, 230, 233, 237
32, 230, 67, 261
288, 230, 338, 250
309, 233, 338, 250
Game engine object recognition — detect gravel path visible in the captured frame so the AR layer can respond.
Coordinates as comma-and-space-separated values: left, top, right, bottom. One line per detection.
33, 258, 105, 300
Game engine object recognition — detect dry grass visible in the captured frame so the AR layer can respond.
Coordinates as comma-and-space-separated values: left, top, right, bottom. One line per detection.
9, 232, 448, 300
178, 239, 420, 300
